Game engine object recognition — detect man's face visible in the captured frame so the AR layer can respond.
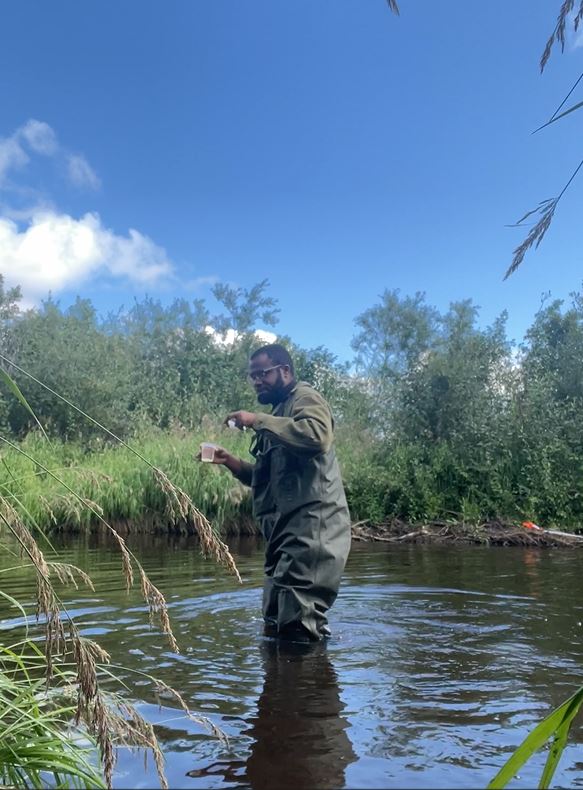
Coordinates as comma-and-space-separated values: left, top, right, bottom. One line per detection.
248, 353, 293, 405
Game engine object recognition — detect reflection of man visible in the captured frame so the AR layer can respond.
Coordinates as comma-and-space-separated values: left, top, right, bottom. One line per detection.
186, 642, 356, 790
204, 343, 351, 641
246, 641, 356, 790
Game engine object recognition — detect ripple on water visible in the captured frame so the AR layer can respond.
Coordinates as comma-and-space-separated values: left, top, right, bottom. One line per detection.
1, 537, 583, 789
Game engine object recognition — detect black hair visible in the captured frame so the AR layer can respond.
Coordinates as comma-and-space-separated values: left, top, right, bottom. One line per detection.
250, 343, 295, 376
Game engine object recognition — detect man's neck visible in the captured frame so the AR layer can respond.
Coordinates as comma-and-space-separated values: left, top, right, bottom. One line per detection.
271, 378, 296, 407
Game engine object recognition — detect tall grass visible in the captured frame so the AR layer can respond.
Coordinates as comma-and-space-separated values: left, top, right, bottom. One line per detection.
487, 686, 583, 789
0, 425, 543, 533
0, 641, 104, 789
0, 492, 221, 789
0, 365, 240, 788
0, 427, 253, 534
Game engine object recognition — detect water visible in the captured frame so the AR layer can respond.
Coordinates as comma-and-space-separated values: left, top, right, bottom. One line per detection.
1, 534, 583, 789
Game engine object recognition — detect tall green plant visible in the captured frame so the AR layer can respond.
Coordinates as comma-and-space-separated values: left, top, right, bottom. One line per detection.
0, 363, 235, 789
0, 642, 105, 790
488, 687, 583, 789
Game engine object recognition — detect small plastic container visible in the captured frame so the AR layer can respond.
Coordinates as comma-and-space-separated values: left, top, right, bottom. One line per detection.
200, 442, 217, 462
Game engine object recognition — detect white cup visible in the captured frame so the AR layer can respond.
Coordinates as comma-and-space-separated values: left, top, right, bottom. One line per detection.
200, 442, 216, 462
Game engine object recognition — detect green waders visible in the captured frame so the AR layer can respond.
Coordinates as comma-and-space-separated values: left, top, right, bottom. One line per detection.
250, 381, 351, 640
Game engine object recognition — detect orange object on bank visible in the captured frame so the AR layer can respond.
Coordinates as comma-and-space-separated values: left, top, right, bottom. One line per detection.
522, 521, 543, 531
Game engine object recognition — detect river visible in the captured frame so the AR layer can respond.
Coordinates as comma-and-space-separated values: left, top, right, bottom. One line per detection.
1, 534, 583, 789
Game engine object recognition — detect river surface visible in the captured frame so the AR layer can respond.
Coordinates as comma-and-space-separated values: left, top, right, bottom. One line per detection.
1, 534, 583, 789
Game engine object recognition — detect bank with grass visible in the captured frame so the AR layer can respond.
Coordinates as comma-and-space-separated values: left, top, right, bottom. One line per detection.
3, 429, 583, 541
4, 280, 583, 538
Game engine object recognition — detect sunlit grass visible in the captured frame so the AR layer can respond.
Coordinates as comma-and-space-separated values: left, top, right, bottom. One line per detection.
0, 634, 104, 789
0, 427, 254, 534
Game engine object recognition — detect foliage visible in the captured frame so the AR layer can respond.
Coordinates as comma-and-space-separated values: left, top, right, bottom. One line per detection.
211, 278, 280, 335
487, 686, 583, 789
0, 642, 104, 790
0, 361, 236, 788
4, 277, 583, 530
351, 289, 439, 381
347, 288, 583, 529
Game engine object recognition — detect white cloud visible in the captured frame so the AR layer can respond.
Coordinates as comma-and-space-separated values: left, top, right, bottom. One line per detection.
0, 135, 29, 185
0, 120, 58, 186
0, 121, 183, 304
20, 120, 58, 156
255, 329, 278, 344
0, 119, 99, 191
204, 325, 277, 347
183, 275, 219, 291
67, 154, 101, 190
0, 211, 173, 303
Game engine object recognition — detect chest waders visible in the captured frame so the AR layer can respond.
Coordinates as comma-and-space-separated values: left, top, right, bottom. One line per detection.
250, 382, 351, 640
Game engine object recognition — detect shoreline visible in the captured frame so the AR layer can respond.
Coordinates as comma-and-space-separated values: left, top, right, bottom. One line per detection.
48, 515, 583, 548
351, 519, 583, 548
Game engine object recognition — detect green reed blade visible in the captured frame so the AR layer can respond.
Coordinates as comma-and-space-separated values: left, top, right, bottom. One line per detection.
0, 366, 50, 442
488, 686, 583, 789
538, 689, 583, 789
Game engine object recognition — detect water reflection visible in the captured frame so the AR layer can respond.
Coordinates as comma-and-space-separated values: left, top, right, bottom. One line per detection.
246, 639, 355, 790
187, 639, 355, 789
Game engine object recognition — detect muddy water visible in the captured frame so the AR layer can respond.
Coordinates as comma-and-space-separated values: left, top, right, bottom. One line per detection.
1, 535, 583, 789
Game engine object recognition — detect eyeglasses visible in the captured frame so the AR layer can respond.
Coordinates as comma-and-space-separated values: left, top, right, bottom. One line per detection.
247, 365, 283, 382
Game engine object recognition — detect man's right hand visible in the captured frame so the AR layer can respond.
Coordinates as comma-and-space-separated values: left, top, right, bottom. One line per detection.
196, 444, 251, 485
209, 446, 233, 466
196, 445, 232, 466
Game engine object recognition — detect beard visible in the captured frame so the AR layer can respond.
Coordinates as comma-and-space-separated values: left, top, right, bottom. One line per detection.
256, 371, 292, 406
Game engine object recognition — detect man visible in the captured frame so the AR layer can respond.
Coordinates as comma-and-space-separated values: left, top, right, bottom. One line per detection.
205, 343, 351, 642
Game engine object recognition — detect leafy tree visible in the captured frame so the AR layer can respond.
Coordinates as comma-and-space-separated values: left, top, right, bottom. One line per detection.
211, 279, 280, 335
0, 275, 24, 434
351, 289, 439, 380
7, 297, 133, 439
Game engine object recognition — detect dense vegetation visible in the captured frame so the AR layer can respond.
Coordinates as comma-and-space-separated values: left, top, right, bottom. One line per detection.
2, 276, 583, 530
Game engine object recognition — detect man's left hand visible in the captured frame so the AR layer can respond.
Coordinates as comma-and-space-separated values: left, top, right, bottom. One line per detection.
225, 410, 257, 429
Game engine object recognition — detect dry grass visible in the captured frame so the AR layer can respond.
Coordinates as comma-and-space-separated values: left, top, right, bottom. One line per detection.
540, 0, 583, 71
50, 561, 95, 590
505, 153, 583, 279
139, 567, 179, 654
0, 497, 65, 679
504, 199, 557, 280
69, 631, 171, 790
153, 467, 242, 584
152, 677, 229, 746
0, 353, 238, 788
505, 0, 583, 278
0, 496, 167, 788
1, 434, 241, 650
0, 486, 228, 789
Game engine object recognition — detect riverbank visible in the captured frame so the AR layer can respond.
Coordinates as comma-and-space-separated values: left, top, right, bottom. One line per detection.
3, 431, 583, 541
351, 519, 583, 548
0, 430, 253, 533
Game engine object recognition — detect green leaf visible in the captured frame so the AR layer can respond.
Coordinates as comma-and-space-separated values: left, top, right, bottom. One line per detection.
538, 691, 583, 788
0, 366, 50, 442
488, 686, 583, 789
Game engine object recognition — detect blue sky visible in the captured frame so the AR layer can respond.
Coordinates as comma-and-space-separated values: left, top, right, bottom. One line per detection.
1, 0, 582, 362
